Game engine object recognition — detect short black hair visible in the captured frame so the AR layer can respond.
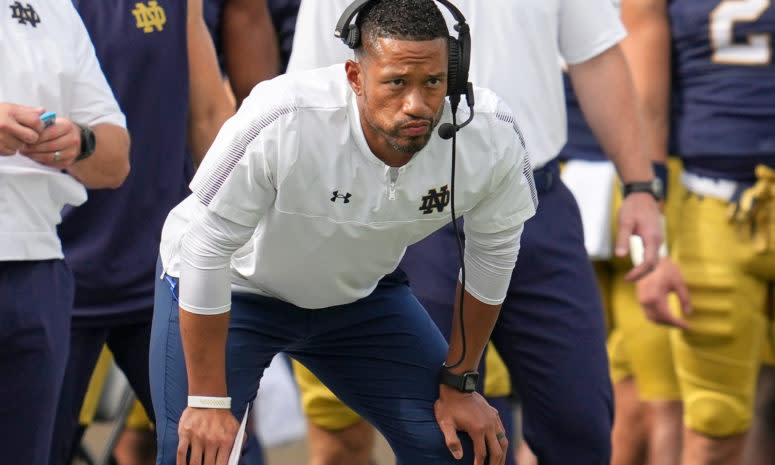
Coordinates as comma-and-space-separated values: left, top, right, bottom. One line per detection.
354, 0, 449, 56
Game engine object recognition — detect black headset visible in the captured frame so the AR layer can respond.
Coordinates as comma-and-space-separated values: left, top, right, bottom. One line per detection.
334, 0, 475, 139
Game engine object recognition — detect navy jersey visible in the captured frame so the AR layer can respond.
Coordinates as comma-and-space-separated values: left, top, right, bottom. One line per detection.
204, 0, 300, 73
671, 0, 775, 177
59, 0, 192, 318
558, 73, 607, 162
269, 0, 301, 71
203, 0, 226, 70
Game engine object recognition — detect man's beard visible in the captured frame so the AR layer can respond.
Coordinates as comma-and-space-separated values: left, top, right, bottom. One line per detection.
387, 126, 434, 153
369, 107, 443, 154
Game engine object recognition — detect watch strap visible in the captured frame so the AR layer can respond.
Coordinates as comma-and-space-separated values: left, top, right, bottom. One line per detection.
622, 179, 663, 202
75, 124, 95, 162
439, 365, 479, 393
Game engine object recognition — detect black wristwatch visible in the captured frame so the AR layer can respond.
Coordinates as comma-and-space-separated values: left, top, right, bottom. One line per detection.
75, 124, 96, 162
622, 178, 664, 202
439, 364, 479, 393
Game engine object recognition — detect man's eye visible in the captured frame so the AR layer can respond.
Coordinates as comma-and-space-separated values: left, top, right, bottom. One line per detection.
390, 79, 405, 86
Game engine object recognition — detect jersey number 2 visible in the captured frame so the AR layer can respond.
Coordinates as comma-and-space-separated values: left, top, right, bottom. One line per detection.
710, 0, 771, 65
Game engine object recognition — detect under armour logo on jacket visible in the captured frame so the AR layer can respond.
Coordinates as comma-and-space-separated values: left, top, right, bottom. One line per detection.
331, 191, 352, 203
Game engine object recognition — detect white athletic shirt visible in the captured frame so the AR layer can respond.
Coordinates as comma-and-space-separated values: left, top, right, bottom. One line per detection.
160, 65, 537, 311
287, 0, 626, 168
0, 0, 126, 260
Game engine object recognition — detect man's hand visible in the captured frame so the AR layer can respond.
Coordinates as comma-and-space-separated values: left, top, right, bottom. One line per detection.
0, 103, 45, 155
636, 256, 692, 329
20, 117, 82, 168
616, 192, 664, 281
434, 386, 508, 465
177, 407, 240, 465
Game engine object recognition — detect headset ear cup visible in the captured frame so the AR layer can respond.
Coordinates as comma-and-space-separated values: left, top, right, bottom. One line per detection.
447, 37, 462, 97
346, 24, 361, 49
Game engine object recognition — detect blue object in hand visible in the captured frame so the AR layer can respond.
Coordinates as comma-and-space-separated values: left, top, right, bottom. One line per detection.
40, 111, 56, 128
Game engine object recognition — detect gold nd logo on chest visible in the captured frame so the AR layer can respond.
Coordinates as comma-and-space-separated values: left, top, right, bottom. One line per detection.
419, 185, 450, 214
132, 1, 166, 33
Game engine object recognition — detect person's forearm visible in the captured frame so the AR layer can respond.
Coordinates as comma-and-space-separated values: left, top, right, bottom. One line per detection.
223, 0, 281, 106
620, 0, 671, 163
180, 309, 230, 396
445, 283, 501, 374
188, 103, 232, 167
66, 123, 130, 189
568, 45, 654, 183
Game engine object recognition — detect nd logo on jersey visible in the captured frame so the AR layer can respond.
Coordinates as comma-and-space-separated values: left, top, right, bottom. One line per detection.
9, 1, 40, 27
419, 185, 450, 214
132, 1, 166, 33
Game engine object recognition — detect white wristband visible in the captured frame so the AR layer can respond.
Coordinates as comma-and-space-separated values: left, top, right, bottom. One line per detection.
188, 396, 232, 409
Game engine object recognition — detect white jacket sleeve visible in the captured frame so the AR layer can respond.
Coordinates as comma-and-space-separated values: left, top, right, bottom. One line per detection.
178, 205, 255, 315
461, 224, 524, 305
461, 100, 537, 305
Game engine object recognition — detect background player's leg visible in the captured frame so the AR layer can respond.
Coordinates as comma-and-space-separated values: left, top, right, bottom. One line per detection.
49, 319, 110, 465
108, 321, 155, 420
306, 419, 376, 465
741, 365, 775, 465
672, 193, 768, 465
0, 260, 73, 465
492, 181, 613, 465
292, 360, 376, 465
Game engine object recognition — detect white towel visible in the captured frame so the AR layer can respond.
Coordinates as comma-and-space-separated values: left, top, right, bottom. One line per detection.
560, 160, 617, 260
228, 405, 250, 465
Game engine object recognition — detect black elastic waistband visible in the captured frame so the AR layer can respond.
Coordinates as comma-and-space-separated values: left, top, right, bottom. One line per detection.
534, 158, 559, 194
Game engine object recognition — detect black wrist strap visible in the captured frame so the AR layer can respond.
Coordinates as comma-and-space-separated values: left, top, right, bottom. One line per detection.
439, 365, 479, 393
622, 179, 663, 202
75, 124, 95, 162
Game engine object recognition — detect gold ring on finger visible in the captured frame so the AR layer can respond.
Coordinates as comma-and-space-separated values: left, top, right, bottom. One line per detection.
496, 431, 506, 440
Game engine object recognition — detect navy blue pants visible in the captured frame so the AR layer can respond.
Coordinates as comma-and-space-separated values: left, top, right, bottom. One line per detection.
150, 267, 479, 465
49, 315, 156, 465
0, 260, 73, 465
401, 167, 614, 464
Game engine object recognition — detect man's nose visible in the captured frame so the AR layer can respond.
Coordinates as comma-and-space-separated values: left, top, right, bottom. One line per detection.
402, 87, 431, 117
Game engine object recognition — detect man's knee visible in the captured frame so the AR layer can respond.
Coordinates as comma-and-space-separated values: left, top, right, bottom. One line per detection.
685, 391, 751, 437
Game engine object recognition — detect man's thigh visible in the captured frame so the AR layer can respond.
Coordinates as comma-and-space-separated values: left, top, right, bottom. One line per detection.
289, 273, 474, 465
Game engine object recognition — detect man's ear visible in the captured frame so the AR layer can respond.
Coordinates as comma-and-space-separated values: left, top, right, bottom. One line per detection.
345, 60, 363, 96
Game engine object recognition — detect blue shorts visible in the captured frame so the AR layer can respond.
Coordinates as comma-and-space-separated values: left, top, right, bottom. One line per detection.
150, 266, 480, 465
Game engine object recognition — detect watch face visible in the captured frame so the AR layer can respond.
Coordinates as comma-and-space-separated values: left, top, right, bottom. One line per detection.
464, 373, 479, 392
